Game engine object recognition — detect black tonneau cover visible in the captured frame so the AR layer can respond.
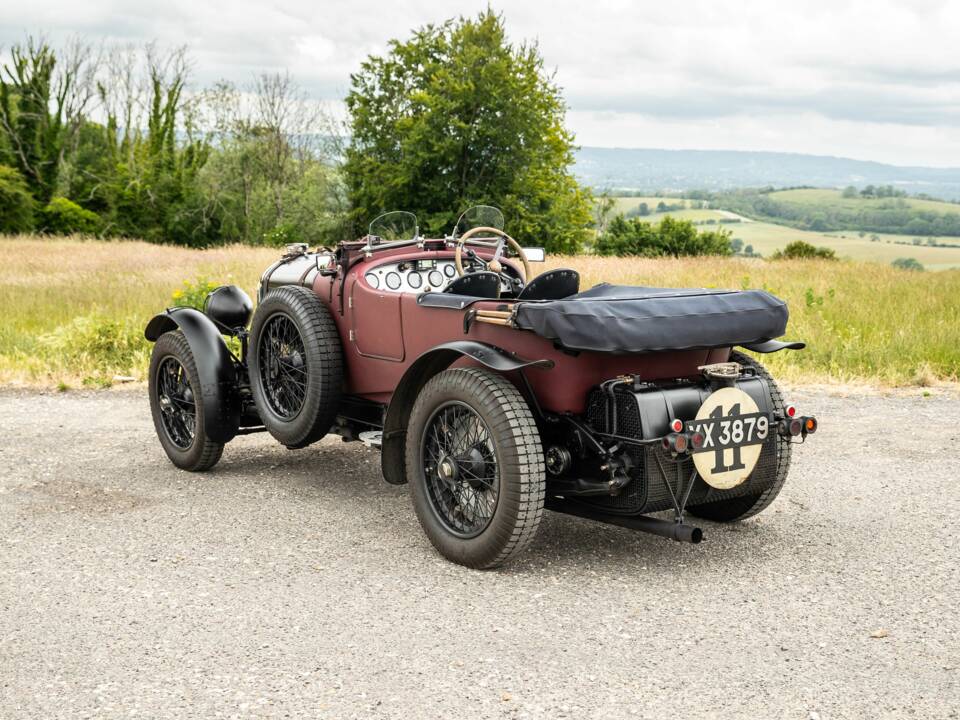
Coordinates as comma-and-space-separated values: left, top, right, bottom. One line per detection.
512, 283, 789, 353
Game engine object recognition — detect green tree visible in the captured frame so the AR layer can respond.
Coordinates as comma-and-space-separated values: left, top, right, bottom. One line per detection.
96, 46, 218, 246
594, 215, 732, 257
0, 164, 35, 232
198, 77, 347, 246
0, 38, 95, 205
343, 10, 592, 252
771, 240, 837, 260
39, 196, 100, 234
592, 191, 616, 238
892, 257, 924, 272
842, 185, 858, 198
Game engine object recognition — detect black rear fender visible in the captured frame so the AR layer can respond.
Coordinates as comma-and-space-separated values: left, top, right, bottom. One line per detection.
145, 307, 240, 443
380, 340, 552, 485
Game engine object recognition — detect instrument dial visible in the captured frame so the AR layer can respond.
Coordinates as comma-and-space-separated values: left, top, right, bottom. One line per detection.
429, 270, 444, 287
365, 273, 380, 289
407, 271, 422, 289
385, 272, 402, 290
443, 263, 456, 278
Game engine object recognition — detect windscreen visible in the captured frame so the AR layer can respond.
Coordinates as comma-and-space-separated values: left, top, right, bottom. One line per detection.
369, 211, 419, 241
453, 205, 505, 239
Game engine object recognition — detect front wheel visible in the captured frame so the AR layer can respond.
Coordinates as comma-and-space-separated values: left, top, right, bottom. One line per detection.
148, 331, 224, 471
406, 368, 546, 569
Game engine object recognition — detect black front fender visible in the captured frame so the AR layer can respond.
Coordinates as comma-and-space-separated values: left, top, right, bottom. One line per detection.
380, 341, 552, 485
145, 307, 240, 443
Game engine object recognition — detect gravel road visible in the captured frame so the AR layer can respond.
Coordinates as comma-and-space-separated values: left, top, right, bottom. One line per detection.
1, 387, 957, 719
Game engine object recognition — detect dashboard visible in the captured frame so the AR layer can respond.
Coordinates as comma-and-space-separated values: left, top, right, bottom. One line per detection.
363, 258, 518, 294
364, 258, 459, 293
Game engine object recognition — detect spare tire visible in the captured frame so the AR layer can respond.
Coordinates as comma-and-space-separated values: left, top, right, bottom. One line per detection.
249, 286, 343, 448
686, 350, 792, 522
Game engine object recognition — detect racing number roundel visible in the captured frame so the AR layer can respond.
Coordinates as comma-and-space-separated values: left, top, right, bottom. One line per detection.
692, 387, 764, 490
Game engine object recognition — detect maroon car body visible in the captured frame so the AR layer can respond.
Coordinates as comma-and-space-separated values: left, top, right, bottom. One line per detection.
308, 244, 728, 412
145, 207, 817, 568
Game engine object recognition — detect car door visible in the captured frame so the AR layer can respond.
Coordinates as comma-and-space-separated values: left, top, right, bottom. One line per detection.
349, 276, 405, 361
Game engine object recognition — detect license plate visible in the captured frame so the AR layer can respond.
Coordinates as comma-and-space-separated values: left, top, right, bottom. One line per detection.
686, 411, 772, 453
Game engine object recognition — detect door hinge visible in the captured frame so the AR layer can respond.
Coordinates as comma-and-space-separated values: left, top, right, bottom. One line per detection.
349, 329, 355, 342
348, 297, 353, 308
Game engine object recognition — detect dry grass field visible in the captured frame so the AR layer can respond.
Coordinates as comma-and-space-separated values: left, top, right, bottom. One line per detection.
1, 235, 958, 387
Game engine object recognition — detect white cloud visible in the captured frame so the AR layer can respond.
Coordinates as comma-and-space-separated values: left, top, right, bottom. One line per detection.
1, 0, 957, 166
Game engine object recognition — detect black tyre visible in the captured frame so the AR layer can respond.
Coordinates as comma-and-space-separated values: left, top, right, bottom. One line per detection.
249, 286, 343, 449
406, 367, 546, 569
148, 331, 225, 471
687, 350, 793, 522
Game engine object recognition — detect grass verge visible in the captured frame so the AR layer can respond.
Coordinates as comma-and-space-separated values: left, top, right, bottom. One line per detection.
1, 235, 957, 388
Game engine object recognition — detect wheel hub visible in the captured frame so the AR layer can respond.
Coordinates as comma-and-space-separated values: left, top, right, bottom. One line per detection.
437, 453, 460, 484
421, 401, 500, 539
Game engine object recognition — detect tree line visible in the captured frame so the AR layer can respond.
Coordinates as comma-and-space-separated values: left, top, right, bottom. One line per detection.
707, 188, 960, 237
0, 12, 596, 253
0, 38, 345, 246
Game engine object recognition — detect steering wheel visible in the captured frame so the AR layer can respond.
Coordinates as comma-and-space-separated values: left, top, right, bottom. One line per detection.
454, 226, 531, 288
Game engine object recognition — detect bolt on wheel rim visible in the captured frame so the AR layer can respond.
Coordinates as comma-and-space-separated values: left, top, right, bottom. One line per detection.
421, 401, 500, 538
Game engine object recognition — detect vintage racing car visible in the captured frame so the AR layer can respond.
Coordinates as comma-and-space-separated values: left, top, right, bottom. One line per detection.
145, 206, 817, 568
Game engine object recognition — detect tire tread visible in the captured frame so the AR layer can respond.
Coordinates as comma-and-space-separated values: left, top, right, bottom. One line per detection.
249, 286, 343, 449
406, 367, 545, 569
149, 331, 225, 472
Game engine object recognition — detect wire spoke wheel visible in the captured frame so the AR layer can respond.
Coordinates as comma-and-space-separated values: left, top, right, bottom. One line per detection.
148, 332, 224, 472
248, 287, 343, 449
156, 356, 196, 450
421, 401, 500, 538
257, 313, 308, 420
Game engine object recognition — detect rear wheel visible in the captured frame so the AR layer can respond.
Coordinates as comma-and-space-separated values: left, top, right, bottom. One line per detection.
687, 351, 792, 521
148, 331, 224, 471
249, 286, 343, 448
406, 368, 545, 569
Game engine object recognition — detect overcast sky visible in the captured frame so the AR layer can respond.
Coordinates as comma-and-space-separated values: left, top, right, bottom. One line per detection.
2, 0, 958, 167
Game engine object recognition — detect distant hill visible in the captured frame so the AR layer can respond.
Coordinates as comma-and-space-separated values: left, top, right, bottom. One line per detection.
574, 147, 960, 201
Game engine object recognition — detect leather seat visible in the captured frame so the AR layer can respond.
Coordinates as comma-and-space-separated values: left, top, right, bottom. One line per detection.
516, 268, 580, 301
443, 271, 501, 298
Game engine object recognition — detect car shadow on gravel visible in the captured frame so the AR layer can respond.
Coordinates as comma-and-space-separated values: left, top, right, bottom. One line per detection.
203, 438, 797, 575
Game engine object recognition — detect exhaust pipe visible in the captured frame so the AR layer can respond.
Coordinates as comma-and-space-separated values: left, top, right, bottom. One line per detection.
546, 499, 703, 544
624, 515, 703, 543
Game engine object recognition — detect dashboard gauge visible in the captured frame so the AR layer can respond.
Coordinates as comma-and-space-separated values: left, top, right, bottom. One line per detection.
407, 271, 422, 289
429, 270, 444, 287
385, 272, 402, 290
365, 272, 380, 289
443, 263, 456, 278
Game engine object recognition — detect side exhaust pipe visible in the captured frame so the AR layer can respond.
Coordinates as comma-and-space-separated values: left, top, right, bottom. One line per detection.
546, 499, 703, 544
